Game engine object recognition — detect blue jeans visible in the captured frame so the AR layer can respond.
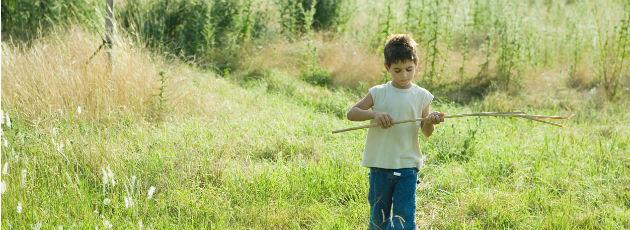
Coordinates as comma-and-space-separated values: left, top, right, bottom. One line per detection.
368, 167, 418, 230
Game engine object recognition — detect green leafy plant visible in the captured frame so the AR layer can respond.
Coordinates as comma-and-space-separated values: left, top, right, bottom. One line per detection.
595, 12, 630, 100
1, 0, 96, 41
301, 40, 332, 87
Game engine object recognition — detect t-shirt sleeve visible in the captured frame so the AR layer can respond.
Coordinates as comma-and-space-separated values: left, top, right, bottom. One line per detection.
368, 85, 382, 105
419, 88, 434, 110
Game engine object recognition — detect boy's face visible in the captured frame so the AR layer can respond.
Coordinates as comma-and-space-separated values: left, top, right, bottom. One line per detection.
385, 60, 416, 89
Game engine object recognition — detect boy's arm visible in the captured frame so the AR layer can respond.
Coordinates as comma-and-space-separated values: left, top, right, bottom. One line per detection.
347, 93, 393, 128
421, 104, 444, 137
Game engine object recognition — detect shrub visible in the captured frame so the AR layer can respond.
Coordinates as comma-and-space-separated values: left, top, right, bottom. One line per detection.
595, 12, 630, 100
301, 67, 332, 87
310, 0, 349, 31
276, 0, 350, 36
118, 0, 258, 69
300, 40, 332, 87
421, 0, 444, 85
117, 0, 214, 62
495, 20, 523, 92
1, 0, 96, 42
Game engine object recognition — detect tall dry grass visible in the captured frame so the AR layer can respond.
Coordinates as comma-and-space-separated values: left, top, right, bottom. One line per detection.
240, 35, 384, 90
1, 27, 194, 122
319, 38, 383, 88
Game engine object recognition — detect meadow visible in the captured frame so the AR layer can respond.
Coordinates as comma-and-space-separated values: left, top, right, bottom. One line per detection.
1, 0, 629, 229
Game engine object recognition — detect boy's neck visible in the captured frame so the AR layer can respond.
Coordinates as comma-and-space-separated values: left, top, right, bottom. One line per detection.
391, 81, 411, 89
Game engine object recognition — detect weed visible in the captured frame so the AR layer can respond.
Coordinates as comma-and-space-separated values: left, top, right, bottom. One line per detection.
595, 11, 630, 100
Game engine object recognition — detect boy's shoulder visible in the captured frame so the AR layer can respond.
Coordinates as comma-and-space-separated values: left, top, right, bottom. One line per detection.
410, 83, 432, 96
368, 82, 389, 94
370, 82, 389, 90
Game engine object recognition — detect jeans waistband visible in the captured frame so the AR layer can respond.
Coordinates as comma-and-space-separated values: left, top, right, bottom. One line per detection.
370, 167, 418, 172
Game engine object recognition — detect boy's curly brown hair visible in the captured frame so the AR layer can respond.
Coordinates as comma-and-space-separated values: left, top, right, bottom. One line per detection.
383, 34, 418, 68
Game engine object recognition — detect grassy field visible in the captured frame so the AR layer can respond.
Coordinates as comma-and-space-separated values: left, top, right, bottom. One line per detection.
1, 28, 629, 229
2, 0, 630, 229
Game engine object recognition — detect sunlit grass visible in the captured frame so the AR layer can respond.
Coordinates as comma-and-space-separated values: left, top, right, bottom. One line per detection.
2, 57, 628, 228
1, 2, 629, 227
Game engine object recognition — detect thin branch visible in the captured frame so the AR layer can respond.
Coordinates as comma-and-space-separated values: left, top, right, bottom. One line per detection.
332, 112, 572, 134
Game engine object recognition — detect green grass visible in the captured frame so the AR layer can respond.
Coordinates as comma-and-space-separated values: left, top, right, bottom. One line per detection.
2, 0, 629, 227
1, 66, 629, 228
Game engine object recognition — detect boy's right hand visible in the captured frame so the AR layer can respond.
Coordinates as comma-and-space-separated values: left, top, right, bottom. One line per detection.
373, 112, 394, 128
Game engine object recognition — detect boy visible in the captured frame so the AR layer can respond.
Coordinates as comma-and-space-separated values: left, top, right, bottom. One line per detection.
346, 34, 444, 229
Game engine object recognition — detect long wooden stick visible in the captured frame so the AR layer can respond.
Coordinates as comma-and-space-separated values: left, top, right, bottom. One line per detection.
332, 112, 572, 134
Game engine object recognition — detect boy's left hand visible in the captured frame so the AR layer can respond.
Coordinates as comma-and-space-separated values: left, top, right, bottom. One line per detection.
428, 112, 444, 125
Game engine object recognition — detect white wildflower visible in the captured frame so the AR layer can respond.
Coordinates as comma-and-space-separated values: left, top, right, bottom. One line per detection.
32, 222, 41, 230
5, 112, 11, 129
103, 198, 111, 205
103, 219, 113, 229
3, 162, 8, 175
77, 106, 82, 114
17, 202, 23, 213
58, 142, 65, 152
55, 142, 64, 153
125, 196, 134, 209
138, 221, 144, 230
106, 166, 116, 186
131, 175, 137, 189
56, 225, 64, 230
51, 127, 58, 136
0, 181, 6, 194
21, 169, 27, 187
3, 138, 8, 148
101, 168, 108, 190
147, 186, 156, 199
101, 165, 116, 189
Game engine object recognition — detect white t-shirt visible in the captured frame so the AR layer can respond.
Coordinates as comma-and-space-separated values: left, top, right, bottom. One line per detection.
361, 81, 434, 169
